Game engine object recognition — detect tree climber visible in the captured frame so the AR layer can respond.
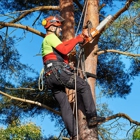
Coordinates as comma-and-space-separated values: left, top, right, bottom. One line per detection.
41, 14, 105, 140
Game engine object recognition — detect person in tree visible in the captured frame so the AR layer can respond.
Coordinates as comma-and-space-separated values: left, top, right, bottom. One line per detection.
41, 14, 105, 140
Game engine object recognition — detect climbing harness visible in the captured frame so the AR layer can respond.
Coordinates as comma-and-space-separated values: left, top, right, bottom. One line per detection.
38, 61, 96, 92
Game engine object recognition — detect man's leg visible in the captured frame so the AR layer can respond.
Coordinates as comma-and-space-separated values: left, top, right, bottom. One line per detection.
54, 89, 77, 137
58, 69, 105, 126
53, 68, 104, 128
56, 68, 96, 115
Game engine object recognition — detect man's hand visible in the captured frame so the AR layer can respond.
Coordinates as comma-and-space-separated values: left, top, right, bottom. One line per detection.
80, 28, 91, 45
69, 61, 75, 70
81, 28, 89, 38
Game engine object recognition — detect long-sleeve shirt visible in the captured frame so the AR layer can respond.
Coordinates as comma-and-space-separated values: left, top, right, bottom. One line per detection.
42, 33, 83, 64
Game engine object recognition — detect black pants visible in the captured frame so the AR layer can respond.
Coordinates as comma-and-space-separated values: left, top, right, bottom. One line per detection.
45, 66, 96, 137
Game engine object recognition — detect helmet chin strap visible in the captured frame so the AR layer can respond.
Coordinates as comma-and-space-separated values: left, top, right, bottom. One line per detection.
47, 26, 58, 35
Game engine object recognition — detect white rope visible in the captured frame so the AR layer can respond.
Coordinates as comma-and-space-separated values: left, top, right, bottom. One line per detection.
75, 0, 88, 36
38, 68, 44, 91
73, 1, 89, 139
76, 0, 89, 82
74, 68, 79, 140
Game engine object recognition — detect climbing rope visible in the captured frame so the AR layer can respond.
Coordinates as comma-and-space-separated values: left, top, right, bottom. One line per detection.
75, 0, 89, 83
38, 68, 44, 91
73, 1, 89, 139
74, 67, 78, 140
75, 0, 88, 35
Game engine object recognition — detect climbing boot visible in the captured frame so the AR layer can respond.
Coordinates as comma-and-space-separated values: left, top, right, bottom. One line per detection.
88, 116, 105, 127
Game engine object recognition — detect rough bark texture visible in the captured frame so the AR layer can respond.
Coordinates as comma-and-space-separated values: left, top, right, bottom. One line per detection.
78, 0, 99, 139
59, 0, 76, 103
59, 0, 75, 41
59, 0, 99, 139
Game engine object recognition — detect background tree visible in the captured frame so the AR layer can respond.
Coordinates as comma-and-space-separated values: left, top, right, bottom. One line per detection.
0, 120, 44, 140
133, 127, 140, 140
0, 0, 140, 139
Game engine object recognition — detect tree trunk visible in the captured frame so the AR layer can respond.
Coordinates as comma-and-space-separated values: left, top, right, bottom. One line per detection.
59, 0, 75, 40
59, 0, 99, 139
78, 0, 99, 139
59, 0, 76, 103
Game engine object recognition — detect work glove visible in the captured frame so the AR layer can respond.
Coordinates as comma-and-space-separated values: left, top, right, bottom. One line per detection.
81, 28, 89, 39
75, 29, 89, 45
75, 34, 84, 44
81, 28, 91, 45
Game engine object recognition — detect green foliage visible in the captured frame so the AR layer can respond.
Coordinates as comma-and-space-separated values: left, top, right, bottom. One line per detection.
0, 32, 36, 83
0, 121, 42, 140
133, 127, 140, 140
97, 0, 140, 96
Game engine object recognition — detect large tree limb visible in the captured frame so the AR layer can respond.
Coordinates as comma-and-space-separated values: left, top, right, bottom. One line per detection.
1, 90, 140, 126
104, 113, 140, 126
0, 0, 134, 39
97, 113, 139, 140
101, 0, 134, 33
0, 90, 61, 116
112, 0, 133, 20
0, 6, 59, 29
0, 6, 59, 37
93, 49, 140, 57
0, 21, 45, 37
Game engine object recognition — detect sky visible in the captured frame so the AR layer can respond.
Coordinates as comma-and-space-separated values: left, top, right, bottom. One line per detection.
1, 1, 140, 139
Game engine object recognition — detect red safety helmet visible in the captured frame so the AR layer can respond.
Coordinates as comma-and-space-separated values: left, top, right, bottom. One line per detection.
42, 14, 65, 29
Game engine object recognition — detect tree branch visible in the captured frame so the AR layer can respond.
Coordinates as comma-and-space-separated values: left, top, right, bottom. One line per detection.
0, 6, 60, 37
5, 87, 36, 91
98, 131, 106, 140
113, 0, 133, 20
0, 6, 60, 29
102, 0, 134, 32
0, 0, 133, 38
100, 113, 140, 126
73, 0, 83, 11
0, 90, 61, 116
93, 49, 140, 57
0, 22, 45, 37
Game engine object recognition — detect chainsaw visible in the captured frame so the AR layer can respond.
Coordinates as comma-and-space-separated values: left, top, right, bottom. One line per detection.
69, 15, 113, 56
82, 15, 113, 45
68, 15, 113, 79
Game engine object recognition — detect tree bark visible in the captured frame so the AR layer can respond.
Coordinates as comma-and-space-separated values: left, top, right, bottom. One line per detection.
78, 0, 99, 139
59, 0, 99, 139
59, 0, 76, 104
59, 0, 75, 41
